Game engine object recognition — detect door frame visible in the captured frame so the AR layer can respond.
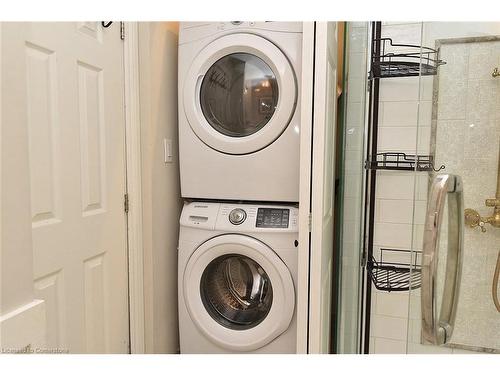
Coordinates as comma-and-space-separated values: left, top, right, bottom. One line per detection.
123, 21, 145, 354
296, 21, 315, 354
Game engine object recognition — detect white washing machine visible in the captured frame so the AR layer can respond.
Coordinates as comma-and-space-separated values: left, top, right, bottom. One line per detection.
178, 201, 298, 353
178, 22, 302, 202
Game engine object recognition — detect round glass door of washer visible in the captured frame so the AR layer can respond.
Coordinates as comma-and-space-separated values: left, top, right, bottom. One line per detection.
200, 254, 273, 330
183, 33, 297, 155
183, 234, 295, 351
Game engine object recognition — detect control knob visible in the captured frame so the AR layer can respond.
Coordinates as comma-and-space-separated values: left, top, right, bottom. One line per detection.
229, 208, 247, 225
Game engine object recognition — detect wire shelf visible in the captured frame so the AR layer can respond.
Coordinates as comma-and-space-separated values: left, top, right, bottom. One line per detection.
367, 248, 422, 292
370, 38, 446, 79
365, 152, 445, 172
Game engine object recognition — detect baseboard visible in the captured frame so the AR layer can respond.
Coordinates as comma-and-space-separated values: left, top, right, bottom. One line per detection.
0, 299, 46, 353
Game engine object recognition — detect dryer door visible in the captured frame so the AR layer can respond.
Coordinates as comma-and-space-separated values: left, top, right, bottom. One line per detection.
183, 33, 297, 155
183, 234, 295, 351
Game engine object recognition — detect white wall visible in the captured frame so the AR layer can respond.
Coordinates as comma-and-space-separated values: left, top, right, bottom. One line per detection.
138, 22, 183, 354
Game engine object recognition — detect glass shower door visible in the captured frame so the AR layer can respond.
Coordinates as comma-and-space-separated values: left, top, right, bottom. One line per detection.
335, 22, 369, 353
407, 22, 500, 354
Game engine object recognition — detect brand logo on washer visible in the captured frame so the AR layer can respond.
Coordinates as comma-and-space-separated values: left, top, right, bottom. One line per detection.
194, 205, 209, 208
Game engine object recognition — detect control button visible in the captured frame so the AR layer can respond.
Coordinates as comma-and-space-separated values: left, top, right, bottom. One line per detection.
231, 21, 243, 25
229, 208, 247, 225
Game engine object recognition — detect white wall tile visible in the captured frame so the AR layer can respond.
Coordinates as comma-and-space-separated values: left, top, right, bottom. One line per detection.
372, 314, 408, 341
377, 199, 413, 224
379, 77, 420, 102
378, 127, 417, 152
375, 291, 409, 318
418, 100, 433, 127
374, 223, 412, 249
381, 101, 418, 127
417, 126, 431, 154
376, 172, 415, 200
374, 338, 407, 354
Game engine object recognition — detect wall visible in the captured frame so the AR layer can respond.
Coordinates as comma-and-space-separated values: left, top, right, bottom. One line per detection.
369, 21, 500, 354
138, 22, 183, 354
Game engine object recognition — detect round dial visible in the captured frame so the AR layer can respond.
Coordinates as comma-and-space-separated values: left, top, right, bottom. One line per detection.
229, 208, 247, 225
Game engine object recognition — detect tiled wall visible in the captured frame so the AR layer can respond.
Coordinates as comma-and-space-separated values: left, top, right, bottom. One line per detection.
367, 22, 500, 354
369, 22, 427, 354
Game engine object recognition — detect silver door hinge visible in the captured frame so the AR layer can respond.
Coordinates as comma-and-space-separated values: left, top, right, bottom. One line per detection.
120, 22, 125, 40
124, 193, 129, 213
308, 213, 312, 232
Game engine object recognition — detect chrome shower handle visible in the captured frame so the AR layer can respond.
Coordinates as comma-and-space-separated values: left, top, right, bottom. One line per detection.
421, 174, 464, 345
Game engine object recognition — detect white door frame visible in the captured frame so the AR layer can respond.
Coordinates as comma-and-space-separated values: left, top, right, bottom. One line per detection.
296, 21, 315, 354
123, 21, 145, 354
296, 22, 339, 354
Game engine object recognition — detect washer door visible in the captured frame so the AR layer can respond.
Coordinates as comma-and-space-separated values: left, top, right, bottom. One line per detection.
183, 33, 297, 155
183, 234, 295, 351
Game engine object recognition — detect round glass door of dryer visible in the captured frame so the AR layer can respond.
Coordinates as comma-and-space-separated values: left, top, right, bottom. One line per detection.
200, 254, 273, 330
200, 53, 278, 138
183, 33, 297, 155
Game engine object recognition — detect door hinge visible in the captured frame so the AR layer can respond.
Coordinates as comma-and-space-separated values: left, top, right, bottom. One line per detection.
120, 22, 125, 40
124, 193, 129, 213
308, 213, 312, 232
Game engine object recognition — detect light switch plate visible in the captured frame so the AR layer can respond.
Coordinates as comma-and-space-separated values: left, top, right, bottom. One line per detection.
164, 138, 173, 163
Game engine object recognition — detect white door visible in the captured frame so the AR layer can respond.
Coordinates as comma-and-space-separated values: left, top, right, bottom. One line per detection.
308, 22, 338, 353
1, 22, 129, 353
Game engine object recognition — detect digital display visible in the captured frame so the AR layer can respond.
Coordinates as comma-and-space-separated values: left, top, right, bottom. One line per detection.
256, 208, 289, 228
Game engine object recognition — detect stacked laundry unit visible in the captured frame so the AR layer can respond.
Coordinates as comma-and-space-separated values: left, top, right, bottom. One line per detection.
177, 22, 303, 353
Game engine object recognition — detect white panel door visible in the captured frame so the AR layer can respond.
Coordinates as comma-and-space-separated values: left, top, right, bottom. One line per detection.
1, 22, 129, 353
308, 22, 338, 353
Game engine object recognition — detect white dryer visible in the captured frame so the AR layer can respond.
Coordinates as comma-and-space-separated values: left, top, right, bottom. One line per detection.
178, 201, 298, 353
178, 22, 302, 202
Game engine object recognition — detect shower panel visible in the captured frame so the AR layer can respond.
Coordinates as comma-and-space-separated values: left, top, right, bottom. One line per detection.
409, 28, 500, 354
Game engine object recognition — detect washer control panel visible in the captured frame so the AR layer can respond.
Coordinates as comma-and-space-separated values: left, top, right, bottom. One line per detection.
256, 208, 289, 228
229, 208, 247, 225
218, 203, 298, 231
181, 202, 298, 232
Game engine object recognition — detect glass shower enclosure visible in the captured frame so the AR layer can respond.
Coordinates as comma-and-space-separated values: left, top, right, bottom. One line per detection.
337, 21, 500, 354
407, 22, 500, 354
